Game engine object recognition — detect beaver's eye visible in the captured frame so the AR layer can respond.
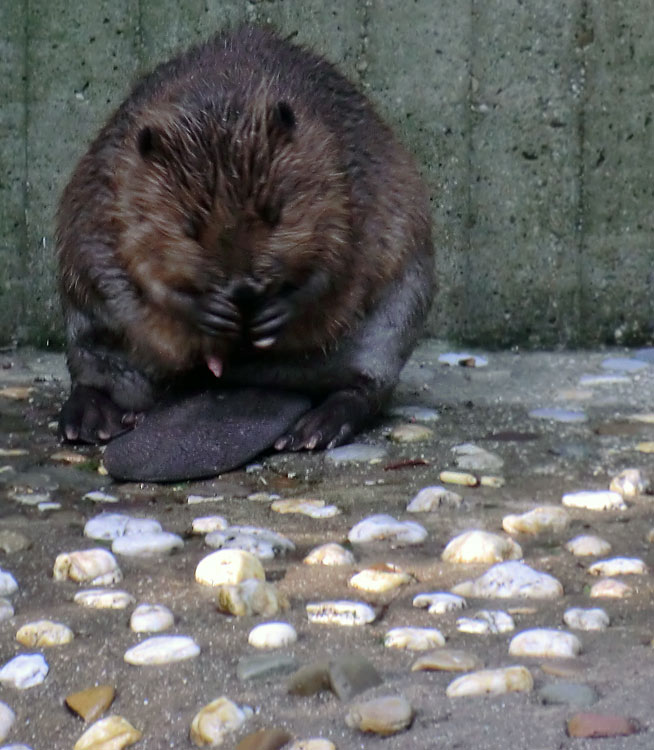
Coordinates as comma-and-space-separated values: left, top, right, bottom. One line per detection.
182, 217, 200, 240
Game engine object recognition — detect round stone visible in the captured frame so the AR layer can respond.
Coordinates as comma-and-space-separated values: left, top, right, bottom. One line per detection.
388, 423, 434, 443
73, 716, 141, 750
348, 514, 427, 546
84, 513, 162, 541
74, 589, 135, 609
189, 697, 252, 747
53, 549, 122, 585
407, 486, 462, 512
324, 444, 387, 464
345, 695, 414, 735
442, 530, 522, 564
563, 607, 609, 631
413, 592, 466, 614
451, 561, 563, 599
306, 600, 376, 626
384, 627, 445, 650
124, 635, 200, 665
452, 443, 504, 472
191, 515, 228, 534
502, 506, 569, 535
349, 566, 411, 593
562, 490, 626, 511
609, 468, 649, 499
130, 603, 174, 633
411, 649, 481, 673
303, 543, 355, 566
565, 535, 612, 557
456, 610, 514, 635
248, 622, 297, 649
0, 570, 18, 596
195, 549, 265, 586
588, 557, 647, 576
16, 620, 74, 647
216, 580, 288, 617
446, 666, 533, 697
112, 531, 184, 558
590, 579, 633, 598
0, 654, 49, 689
271, 499, 340, 518
509, 628, 581, 659
0, 701, 15, 742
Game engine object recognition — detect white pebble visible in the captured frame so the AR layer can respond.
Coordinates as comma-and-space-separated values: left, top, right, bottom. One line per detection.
73, 715, 141, 750
348, 514, 427, 546
0, 702, 15, 743
0, 571, 18, 597
191, 515, 228, 534
563, 607, 610, 631
609, 468, 649, 499
349, 567, 411, 593
130, 604, 174, 633
74, 589, 135, 609
16, 620, 74, 647
112, 531, 184, 558
565, 535, 612, 557
529, 407, 587, 423
508, 628, 581, 659
590, 578, 633, 598
9, 491, 50, 506
53, 549, 122, 585
446, 666, 532, 697
442, 530, 522, 564
413, 592, 466, 614
588, 557, 647, 576
387, 405, 440, 422
124, 635, 200, 665
452, 561, 563, 599
195, 549, 264, 586
406, 486, 462, 512
0, 599, 14, 622
84, 513, 162, 541
190, 697, 252, 747
306, 600, 377, 626
287, 741, 335, 750
38, 502, 61, 512
457, 610, 514, 635
439, 470, 479, 487
271, 498, 340, 518
303, 543, 355, 566
452, 443, 504, 472
438, 352, 487, 367
562, 490, 626, 511
601, 356, 648, 372
388, 423, 434, 443
187, 493, 224, 504
205, 525, 294, 560
0, 654, 48, 689
502, 506, 569, 535
216, 580, 288, 617
384, 627, 445, 650
82, 490, 119, 503
248, 622, 297, 649
578, 373, 631, 386
324, 443, 387, 464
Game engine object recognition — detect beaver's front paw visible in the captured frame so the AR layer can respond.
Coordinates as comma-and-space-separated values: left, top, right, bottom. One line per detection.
58, 385, 136, 443
196, 284, 243, 340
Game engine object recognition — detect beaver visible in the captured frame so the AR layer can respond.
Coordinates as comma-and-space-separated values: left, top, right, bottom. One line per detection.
56, 25, 434, 475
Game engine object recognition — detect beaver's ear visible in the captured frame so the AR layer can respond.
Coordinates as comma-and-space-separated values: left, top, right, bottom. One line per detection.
274, 101, 296, 132
136, 126, 165, 160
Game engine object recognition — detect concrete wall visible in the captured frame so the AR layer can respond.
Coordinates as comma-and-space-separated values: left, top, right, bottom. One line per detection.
1, 0, 652, 348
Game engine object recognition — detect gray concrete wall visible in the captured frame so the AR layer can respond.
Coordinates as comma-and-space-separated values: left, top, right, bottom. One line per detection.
1, 0, 652, 348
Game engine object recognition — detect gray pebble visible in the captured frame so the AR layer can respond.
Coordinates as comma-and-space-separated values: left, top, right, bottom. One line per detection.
538, 681, 598, 707
237, 654, 298, 682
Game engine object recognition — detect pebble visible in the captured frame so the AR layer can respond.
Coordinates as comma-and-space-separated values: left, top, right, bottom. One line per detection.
562, 490, 626, 511
303, 543, 355, 566
388, 423, 434, 443
248, 622, 297, 649
324, 444, 387, 464
287, 741, 335, 750
205, 526, 294, 560
588, 557, 647, 576
38, 501, 61, 512
16, 620, 74, 647
191, 515, 228, 534
271, 498, 340, 518
84, 514, 162, 541
74, 589, 135, 609
442, 530, 522, 564
236, 728, 292, 750
540, 658, 589, 678
502, 506, 569, 535
567, 713, 640, 738
0, 531, 30, 554
601, 356, 648, 372
565, 535, 612, 556
0, 600, 14, 622
189, 697, 252, 747
636, 441, 654, 453
345, 695, 414, 735
8, 491, 50, 506
124, 635, 200, 665
509, 628, 581, 659
452, 561, 563, 599
187, 493, 225, 504
328, 655, 382, 700
446, 666, 533, 697
609, 468, 649, 499
539, 682, 598, 707
0, 387, 33, 400
406, 485, 462, 512
529, 407, 587, 423
237, 654, 298, 682
0, 654, 48, 689
112, 531, 184, 558
384, 626, 445, 650
456, 610, 514, 634
65, 685, 115, 722
0, 703, 14, 743
578, 373, 631, 386
49, 449, 86, 463
452, 443, 504, 472
413, 592, 466, 614
306, 600, 376, 626
82, 491, 119, 504
480, 475, 505, 488
53, 549, 122, 585
0, 448, 28, 458
438, 352, 487, 367
0, 571, 18, 596
195, 549, 265, 586
349, 566, 411, 593
286, 662, 331, 696
348, 514, 427, 546
563, 607, 610, 631
216, 580, 288, 617
130, 604, 174, 633
590, 578, 633, 598
411, 649, 481, 673
73, 716, 141, 750
387, 405, 440, 422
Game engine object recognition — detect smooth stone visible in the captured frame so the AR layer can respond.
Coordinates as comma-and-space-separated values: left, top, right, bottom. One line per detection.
442, 530, 522, 564
328, 655, 382, 700
634, 347, 654, 362
567, 713, 640, 738
84, 514, 162, 541
0, 600, 14, 622
306, 600, 376, 626
0, 703, 14, 743
456, 610, 514, 635
287, 662, 331, 696
452, 561, 563, 599
73, 716, 141, 750
529, 407, 587, 423
303, 543, 355, 566
130, 604, 174, 633
539, 682, 598, 707
248, 622, 297, 649
387, 405, 440, 422
564, 607, 610, 631
388, 423, 434, 443
502, 506, 569, 535
187, 493, 225, 504
438, 352, 487, 367
216, 580, 288, 617
205, 526, 294, 560
565, 535, 612, 557
124, 635, 200, 665
324, 444, 387, 464
104, 388, 311, 481
562, 490, 626, 511
345, 696, 413, 735
0, 654, 48, 688
349, 566, 411, 593
0, 449, 28, 457
413, 592, 466, 614
384, 627, 445, 650
446, 666, 533, 697
0, 744, 32, 750
480, 475, 505, 488
509, 628, 581, 659
191, 515, 228, 534
74, 589, 135, 609
8, 491, 51, 506
16, 620, 74, 647
636, 442, 654, 453
439, 470, 479, 487
287, 741, 335, 750
53, 549, 122, 585
0, 571, 18, 596
246, 492, 280, 502
452, 443, 503, 472
406, 486, 462, 512
112, 531, 184, 558
237, 654, 298, 682
590, 579, 633, 598
49, 449, 87, 463
83, 491, 119, 504
190, 697, 253, 747
0, 531, 30, 554
348, 514, 427, 546
271, 498, 340, 518
0, 387, 33, 400
609, 468, 649, 499
195, 549, 265, 586
540, 658, 589, 678
65, 685, 115, 723
236, 729, 292, 750
601, 356, 648, 372
588, 557, 647, 576
578, 374, 631, 386
411, 649, 481, 673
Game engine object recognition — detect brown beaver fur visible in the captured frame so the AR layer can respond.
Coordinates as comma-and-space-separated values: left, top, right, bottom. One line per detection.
56, 25, 434, 460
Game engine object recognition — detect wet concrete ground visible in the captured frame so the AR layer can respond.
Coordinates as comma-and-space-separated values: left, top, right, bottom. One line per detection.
0, 340, 653, 749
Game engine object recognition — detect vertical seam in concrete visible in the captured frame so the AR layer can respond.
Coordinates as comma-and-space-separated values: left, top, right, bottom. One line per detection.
20, 0, 30, 341
136, 0, 144, 72
356, 0, 370, 89
464, 0, 475, 341
575, 0, 589, 346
